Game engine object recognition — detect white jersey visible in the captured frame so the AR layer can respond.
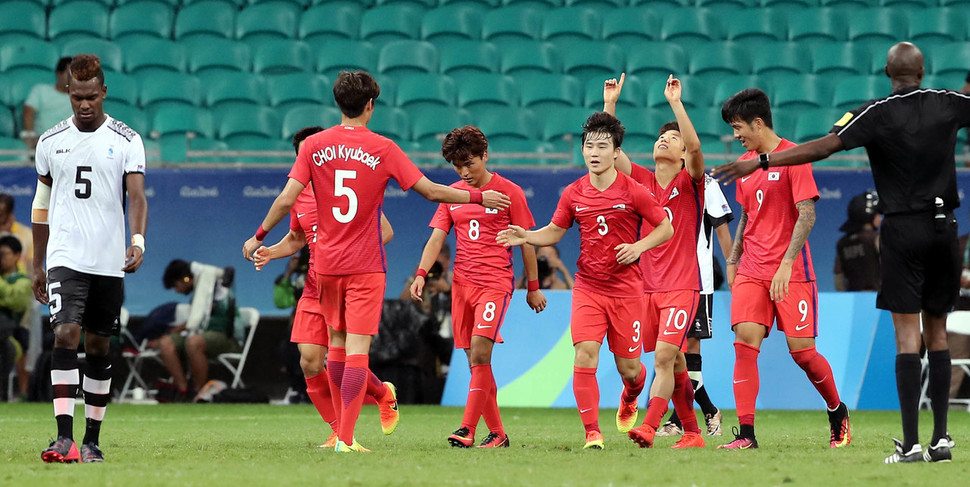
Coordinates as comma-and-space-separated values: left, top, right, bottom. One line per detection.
697, 173, 733, 295
35, 115, 145, 278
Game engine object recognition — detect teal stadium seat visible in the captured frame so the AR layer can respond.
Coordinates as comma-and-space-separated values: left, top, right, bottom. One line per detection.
811, 43, 869, 77
299, 3, 363, 44
114, 0, 180, 6
763, 0, 818, 7
60, 38, 123, 73
772, 74, 833, 110
281, 105, 341, 140
749, 41, 813, 83
395, 74, 457, 110
1, 68, 49, 108
216, 105, 281, 143
616, 110, 665, 157
0, 107, 15, 138
376, 0, 437, 6
139, 72, 202, 110
377, 40, 439, 80
517, 73, 582, 117
499, 40, 562, 76
224, 135, 292, 164
846, 9, 908, 49
174, 1, 237, 40
820, 0, 877, 8
583, 74, 643, 110
832, 75, 886, 110
184, 38, 252, 74
793, 108, 844, 144
630, 0, 689, 6
0, 39, 57, 72
722, 8, 787, 47
928, 43, 970, 77
922, 75, 969, 92
252, 39, 312, 74
311, 0, 373, 6
687, 107, 733, 146
409, 105, 469, 144
880, 0, 934, 8
788, 8, 848, 43
541, 7, 602, 43
251, 0, 311, 6
711, 75, 771, 110
265, 73, 331, 113
422, 5, 484, 44
687, 42, 751, 85
865, 41, 900, 75
315, 40, 378, 79
151, 105, 215, 139
103, 102, 149, 136
372, 75, 396, 107
360, 5, 424, 46
47, 1, 110, 43
0, 135, 28, 163
482, 6, 543, 48
438, 40, 501, 82
477, 106, 538, 142
540, 106, 592, 151
182, 136, 230, 163
504, 0, 564, 7
601, 8, 660, 45
203, 71, 267, 108
236, 2, 300, 47
558, 40, 625, 83
566, 0, 626, 7
0, 2, 46, 40
659, 8, 723, 51
456, 73, 519, 110
109, 2, 174, 42
644, 75, 707, 110
440, 0, 499, 6
940, 0, 970, 6
124, 38, 186, 75
908, 9, 968, 45
626, 42, 687, 80
104, 71, 139, 107
367, 106, 410, 144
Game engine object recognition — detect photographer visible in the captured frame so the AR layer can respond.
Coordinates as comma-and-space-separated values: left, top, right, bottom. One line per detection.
518, 245, 574, 290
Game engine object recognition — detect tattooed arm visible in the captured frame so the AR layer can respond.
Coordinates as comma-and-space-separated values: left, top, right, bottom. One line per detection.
725, 210, 747, 290
770, 199, 816, 302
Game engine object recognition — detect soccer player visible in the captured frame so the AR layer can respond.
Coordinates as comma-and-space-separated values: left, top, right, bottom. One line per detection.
32, 54, 148, 463
252, 126, 399, 448
497, 112, 673, 450
408, 126, 547, 449
713, 42, 969, 463
241, 71, 510, 453
602, 74, 707, 449
713, 88, 849, 450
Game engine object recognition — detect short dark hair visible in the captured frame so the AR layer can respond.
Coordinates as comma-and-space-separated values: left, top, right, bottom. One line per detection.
658, 121, 679, 136
292, 126, 324, 155
163, 259, 192, 289
0, 235, 22, 255
721, 88, 772, 128
56, 56, 72, 73
441, 125, 488, 164
582, 111, 625, 149
69, 54, 105, 86
0, 193, 13, 212
333, 71, 380, 119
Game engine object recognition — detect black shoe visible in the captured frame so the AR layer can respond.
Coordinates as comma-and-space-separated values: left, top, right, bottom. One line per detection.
41, 437, 80, 463
80, 443, 104, 463
884, 439, 923, 464
447, 427, 473, 448
923, 438, 952, 463
477, 432, 510, 448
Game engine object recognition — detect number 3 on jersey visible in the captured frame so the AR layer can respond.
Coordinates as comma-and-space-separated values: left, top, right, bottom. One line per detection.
332, 169, 358, 223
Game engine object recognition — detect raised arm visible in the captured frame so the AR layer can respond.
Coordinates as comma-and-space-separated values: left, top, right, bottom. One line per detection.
770, 199, 816, 302
409, 176, 510, 210
242, 177, 305, 261
725, 210, 747, 289
603, 73, 633, 176
712, 134, 844, 184
409, 228, 448, 302
122, 172, 147, 273
497, 223, 568, 249
663, 75, 704, 181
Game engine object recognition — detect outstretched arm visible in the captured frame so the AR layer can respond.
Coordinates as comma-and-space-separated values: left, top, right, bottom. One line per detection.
497, 223, 567, 248
410, 176, 510, 210
664, 75, 704, 181
770, 199, 816, 302
253, 230, 306, 271
712, 134, 844, 184
242, 178, 305, 261
603, 73, 633, 176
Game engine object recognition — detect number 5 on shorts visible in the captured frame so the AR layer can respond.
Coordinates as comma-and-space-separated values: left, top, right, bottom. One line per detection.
48, 281, 62, 315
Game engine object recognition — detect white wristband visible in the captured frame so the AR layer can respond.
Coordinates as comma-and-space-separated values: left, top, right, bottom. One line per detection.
131, 234, 145, 254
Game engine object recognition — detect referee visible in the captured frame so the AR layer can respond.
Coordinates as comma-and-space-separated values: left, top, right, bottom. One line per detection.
712, 42, 970, 464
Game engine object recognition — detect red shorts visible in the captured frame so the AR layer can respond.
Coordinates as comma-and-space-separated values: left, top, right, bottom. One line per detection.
731, 274, 818, 338
451, 281, 508, 350
644, 290, 698, 353
570, 288, 645, 359
317, 272, 385, 336
290, 294, 328, 346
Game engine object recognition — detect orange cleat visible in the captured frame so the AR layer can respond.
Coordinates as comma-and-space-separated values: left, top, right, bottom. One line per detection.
671, 432, 706, 449
628, 425, 656, 448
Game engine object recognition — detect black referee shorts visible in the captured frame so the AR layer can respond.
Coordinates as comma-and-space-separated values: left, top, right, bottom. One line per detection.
47, 266, 124, 337
688, 293, 714, 340
877, 212, 960, 315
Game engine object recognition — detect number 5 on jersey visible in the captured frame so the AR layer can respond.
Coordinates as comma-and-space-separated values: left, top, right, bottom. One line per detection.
333, 169, 358, 223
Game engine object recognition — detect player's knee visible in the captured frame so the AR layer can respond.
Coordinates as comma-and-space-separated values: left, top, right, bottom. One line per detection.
618, 361, 641, 381
52, 324, 80, 348
654, 348, 676, 370
299, 355, 323, 377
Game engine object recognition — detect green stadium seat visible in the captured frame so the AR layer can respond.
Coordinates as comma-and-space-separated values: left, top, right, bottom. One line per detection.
282, 105, 341, 140
311, 0, 372, 5
0, 39, 58, 72
517, 73, 582, 115
541, 7, 602, 43
104, 71, 139, 107
441, 0, 498, 6
788, 8, 848, 42
151, 104, 215, 139
223, 135, 292, 163
630, 0, 690, 5
174, 1, 236, 40
377, 40, 439, 80
749, 41, 812, 82
439, 40, 501, 82
124, 38, 186, 75
250, 0, 310, 6
477, 106, 539, 141
772, 74, 833, 110
820, 0, 876, 7
0, 136, 29, 163
252, 39, 312, 74
882, 0, 935, 7
723, 8, 786, 45
660, 8, 723, 50
626, 42, 687, 80
60, 38, 123, 73
47, 2, 110, 42
540, 106, 591, 147
928, 42, 970, 77
601, 8, 659, 45
114, 0, 179, 6
372, 75, 396, 107
409, 106, 469, 147
558, 40, 625, 83
487, 138, 562, 166
582, 74, 643, 109
139, 72, 202, 109
698, 0, 758, 7
922, 74, 968, 91
422, 5, 484, 44
0, 107, 15, 138
847, 9, 908, 47
236, 2, 300, 45
184, 37, 252, 74
103, 102, 149, 135
315, 40, 378, 79
711, 75, 771, 109
395, 73, 457, 110
682, 107, 730, 146
500, 40, 562, 76
482, 6, 543, 47
299, 3, 363, 44
908, 9, 968, 44
376, 0, 437, 6
567, 0, 625, 7
1, 68, 50, 108
811, 42, 869, 77
504, 0, 564, 7
643, 75, 707, 110
688, 43, 751, 81
110, 2, 174, 42
265, 73, 331, 113
360, 5, 424, 45
203, 71, 267, 108
367, 106, 410, 143
456, 73, 519, 110
793, 108, 844, 143
216, 105, 281, 141
179, 137, 229, 164
0, 2, 46, 40
831, 75, 887, 110
864, 40, 900, 74
762, 0, 819, 7
940, 0, 970, 6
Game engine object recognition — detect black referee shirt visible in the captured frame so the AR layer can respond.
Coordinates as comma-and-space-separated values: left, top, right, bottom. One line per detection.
829, 86, 970, 215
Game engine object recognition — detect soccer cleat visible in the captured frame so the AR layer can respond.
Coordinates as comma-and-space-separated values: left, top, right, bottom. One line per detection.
334, 439, 370, 453
884, 439, 922, 464
448, 427, 474, 448
378, 382, 400, 435
944, 434, 955, 449
80, 443, 104, 463
655, 421, 684, 437
615, 398, 638, 433
318, 431, 338, 449
828, 403, 851, 448
717, 427, 758, 450
628, 425, 656, 448
671, 432, 706, 449
478, 432, 510, 448
705, 409, 723, 436
923, 437, 953, 463
41, 437, 80, 463
583, 430, 605, 450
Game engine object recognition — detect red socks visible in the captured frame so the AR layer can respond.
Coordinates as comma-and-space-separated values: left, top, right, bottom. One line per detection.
327, 347, 346, 427
365, 369, 386, 399
305, 371, 337, 429
337, 353, 369, 445
482, 371, 504, 435
733, 342, 760, 427
461, 364, 492, 435
791, 346, 841, 410
642, 396, 669, 430
621, 363, 646, 404
572, 366, 599, 433
672, 371, 701, 434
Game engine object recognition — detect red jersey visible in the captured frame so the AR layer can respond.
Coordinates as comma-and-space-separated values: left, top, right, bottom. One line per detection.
290, 186, 319, 300
429, 173, 535, 294
551, 171, 667, 298
735, 138, 817, 282
289, 125, 423, 276
630, 164, 704, 293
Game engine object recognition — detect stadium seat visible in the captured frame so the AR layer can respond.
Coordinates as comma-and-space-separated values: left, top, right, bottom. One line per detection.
847, 9, 908, 48
281, 105, 341, 140
203, 71, 267, 108
456, 73, 519, 110
788, 8, 849, 42
762, 0, 819, 7
124, 38, 186, 75
151, 104, 215, 139
139, 72, 203, 110
922, 74, 968, 91
793, 108, 844, 143
0, 2, 46, 40
216, 105, 281, 141
940, 0, 970, 6
722, 8, 786, 45
174, 1, 237, 40
772, 74, 833, 110
928, 42, 970, 77
377, 40, 439, 80
439, 40, 501, 82
376, 0, 437, 6
582, 74, 643, 110
409, 105, 469, 143
749, 41, 813, 83
0, 107, 15, 138
104, 71, 139, 107
47, 2, 110, 42
60, 38, 123, 73
689, 107, 735, 146
811, 42, 870, 77
880, 0, 932, 6
184, 37, 252, 74
601, 8, 659, 45
110, 2, 174, 42
864, 40, 900, 75
626, 42, 688, 80
820, 0, 877, 7
422, 5, 484, 44
908, 9, 968, 44
315, 40, 378, 79
114, 0, 180, 6
659, 8, 723, 51
540, 106, 592, 147
612, 109, 662, 156
558, 40, 625, 83
251, 0, 310, 6
299, 3, 363, 44
0, 39, 57, 72
252, 39, 312, 74
643, 75, 707, 110
235, 2, 300, 45
482, 6, 543, 47
831, 75, 887, 110
265, 73, 331, 113
441, 0, 498, 6
372, 75, 397, 107
367, 106, 410, 143
477, 106, 538, 141
1, 68, 49, 109
103, 102, 149, 136
395, 73, 457, 110
688, 43, 751, 83
360, 5, 424, 45
541, 7, 602, 43
499, 40, 562, 76
711, 75, 770, 110
504, 0, 565, 7
517, 73, 582, 116
0, 135, 28, 163
566, 0, 625, 6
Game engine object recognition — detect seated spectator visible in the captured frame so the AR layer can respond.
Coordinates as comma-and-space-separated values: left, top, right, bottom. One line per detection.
518, 245, 574, 290
0, 193, 33, 277
0, 236, 31, 401
21, 57, 74, 150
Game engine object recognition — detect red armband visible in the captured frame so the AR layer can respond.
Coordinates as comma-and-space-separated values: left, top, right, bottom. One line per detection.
468, 188, 483, 205
255, 225, 268, 241
415, 268, 428, 278
527, 279, 540, 292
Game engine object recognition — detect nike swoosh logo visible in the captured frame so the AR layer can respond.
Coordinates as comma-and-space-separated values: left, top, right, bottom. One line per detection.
813, 376, 827, 384
579, 408, 592, 413
450, 205, 462, 210
740, 176, 751, 183
663, 330, 678, 335
476, 324, 492, 329
733, 379, 749, 384
628, 345, 640, 353
575, 206, 589, 211
470, 388, 484, 392
296, 213, 307, 217
795, 324, 811, 331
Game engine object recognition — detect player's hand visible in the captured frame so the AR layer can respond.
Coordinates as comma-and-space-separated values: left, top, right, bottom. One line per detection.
603, 72, 626, 105
32, 271, 48, 305
770, 261, 794, 302
614, 242, 643, 265
481, 190, 511, 210
726, 262, 738, 290
122, 246, 144, 273
711, 158, 759, 185
409, 276, 425, 302
242, 236, 262, 262
663, 74, 682, 104
526, 289, 547, 313
253, 246, 272, 271
496, 225, 527, 247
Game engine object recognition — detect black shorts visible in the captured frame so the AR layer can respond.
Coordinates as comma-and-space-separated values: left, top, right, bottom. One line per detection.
47, 266, 124, 336
687, 293, 714, 339
878, 212, 960, 315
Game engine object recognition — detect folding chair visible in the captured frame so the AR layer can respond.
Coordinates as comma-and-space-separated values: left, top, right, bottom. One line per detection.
118, 307, 164, 401
217, 307, 259, 389
920, 310, 970, 411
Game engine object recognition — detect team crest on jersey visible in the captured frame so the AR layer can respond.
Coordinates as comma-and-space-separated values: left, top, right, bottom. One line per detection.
768, 172, 780, 181
485, 208, 499, 214
107, 146, 114, 159
668, 187, 680, 200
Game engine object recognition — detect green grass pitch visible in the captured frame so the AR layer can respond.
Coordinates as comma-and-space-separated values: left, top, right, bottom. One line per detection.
2, 403, 967, 486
